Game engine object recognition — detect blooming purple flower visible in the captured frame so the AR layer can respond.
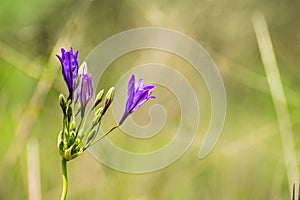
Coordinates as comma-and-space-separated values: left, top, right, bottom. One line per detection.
119, 74, 155, 125
56, 48, 79, 100
75, 74, 94, 117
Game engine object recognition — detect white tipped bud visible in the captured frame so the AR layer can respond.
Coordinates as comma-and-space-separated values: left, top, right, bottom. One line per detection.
101, 87, 115, 115
93, 89, 105, 109
93, 107, 104, 123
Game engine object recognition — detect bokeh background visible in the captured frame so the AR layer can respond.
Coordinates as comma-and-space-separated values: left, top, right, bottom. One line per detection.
1, 0, 300, 199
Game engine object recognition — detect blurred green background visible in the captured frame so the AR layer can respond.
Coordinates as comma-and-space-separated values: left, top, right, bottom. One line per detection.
1, 0, 300, 199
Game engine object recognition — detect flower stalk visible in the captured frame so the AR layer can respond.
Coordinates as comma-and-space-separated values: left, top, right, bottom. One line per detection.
61, 158, 68, 200
86, 125, 120, 150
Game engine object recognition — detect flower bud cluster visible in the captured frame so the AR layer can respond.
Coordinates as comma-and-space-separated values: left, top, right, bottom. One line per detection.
56, 48, 115, 161
56, 48, 155, 161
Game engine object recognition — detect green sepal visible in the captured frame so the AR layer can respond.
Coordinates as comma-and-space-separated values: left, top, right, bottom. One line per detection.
69, 121, 76, 131
57, 129, 83, 161
64, 141, 83, 161
57, 131, 66, 157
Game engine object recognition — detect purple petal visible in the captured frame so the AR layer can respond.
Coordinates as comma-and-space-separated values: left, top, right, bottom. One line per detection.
126, 75, 136, 111
135, 78, 144, 91
56, 54, 62, 63
56, 47, 79, 100
143, 85, 155, 92
127, 75, 135, 97
61, 48, 66, 55
131, 91, 151, 112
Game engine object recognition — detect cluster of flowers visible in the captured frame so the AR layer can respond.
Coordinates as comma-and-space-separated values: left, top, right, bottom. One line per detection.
56, 48, 155, 161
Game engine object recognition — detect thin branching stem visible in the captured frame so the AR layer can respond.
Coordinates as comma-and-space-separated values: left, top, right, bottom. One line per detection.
86, 125, 119, 150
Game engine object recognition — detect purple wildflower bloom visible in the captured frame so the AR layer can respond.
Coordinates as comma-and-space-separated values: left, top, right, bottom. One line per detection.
75, 74, 94, 117
119, 74, 155, 125
56, 48, 79, 100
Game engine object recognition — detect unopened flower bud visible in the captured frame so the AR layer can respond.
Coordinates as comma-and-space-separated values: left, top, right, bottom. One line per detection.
75, 74, 94, 118
92, 89, 105, 109
93, 107, 103, 123
101, 87, 115, 115
59, 94, 67, 114
66, 105, 73, 121
85, 130, 96, 149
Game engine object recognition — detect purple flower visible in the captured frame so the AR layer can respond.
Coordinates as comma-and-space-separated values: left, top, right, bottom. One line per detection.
119, 74, 155, 125
56, 48, 79, 100
75, 74, 94, 117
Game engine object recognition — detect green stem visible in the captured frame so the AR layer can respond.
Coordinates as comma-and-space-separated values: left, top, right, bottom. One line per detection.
60, 158, 68, 200
87, 125, 119, 149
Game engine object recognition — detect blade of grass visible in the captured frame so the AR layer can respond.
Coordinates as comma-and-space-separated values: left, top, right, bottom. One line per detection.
27, 139, 41, 200
252, 11, 299, 199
